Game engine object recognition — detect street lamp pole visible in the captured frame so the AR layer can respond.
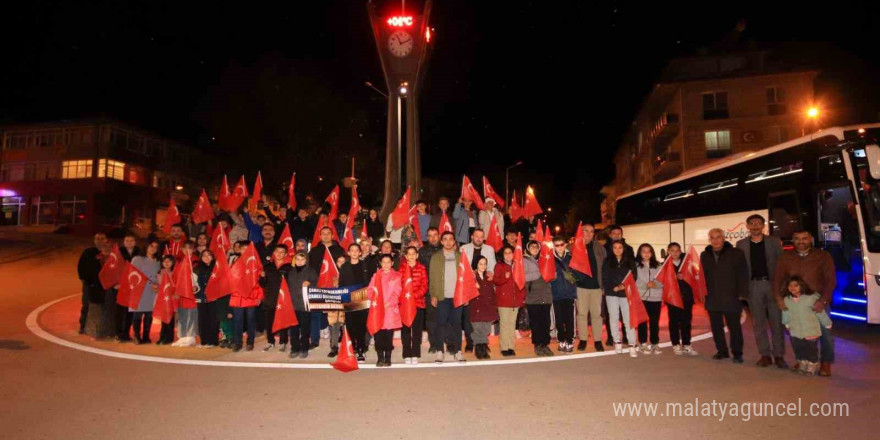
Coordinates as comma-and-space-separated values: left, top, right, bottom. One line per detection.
505, 160, 524, 208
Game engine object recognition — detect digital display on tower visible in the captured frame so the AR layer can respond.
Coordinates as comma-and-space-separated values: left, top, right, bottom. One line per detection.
386, 16, 414, 27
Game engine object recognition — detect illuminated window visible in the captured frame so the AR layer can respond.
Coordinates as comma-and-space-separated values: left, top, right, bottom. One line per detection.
62, 160, 93, 179
705, 130, 731, 158
98, 159, 125, 181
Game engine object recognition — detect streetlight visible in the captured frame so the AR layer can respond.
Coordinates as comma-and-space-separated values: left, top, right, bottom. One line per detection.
505, 160, 524, 208
364, 81, 387, 98
803, 106, 820, 136
399, 81, 409, 96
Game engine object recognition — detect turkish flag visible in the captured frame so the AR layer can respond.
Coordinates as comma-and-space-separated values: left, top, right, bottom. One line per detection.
277, 223, 295, 264
248, 171, 263, 212
330, 327, 359, 373
512, 233, 526, 289
399, 264, 418, 327
310, 215, 340, 249
163, 199, 181, 235
287, 172, 297, 211
316, 247, 340, 288
99, 244, 127, 289
341, 186, 360, 249
390, 186, 411, 229
209, 223, 230, 259
191, 189, 215, 224
658, 258, 684, 308
231, 242, 261, 298
438, 211, 453, 233
569, 221, 592, 277
535, 220, 556, 282
482, 176, 505, 208
485, 214, 503, 250
272, 277, 299, 333
680, 246, 707, 303
205, 251, 232, 301
622, 271, 649, 328
153, 271, 177, 324
522, 186, 543, 218
218, 175, 231, 212
408, 205, 423, 242
324, 185, 341, 221
453, 252, 480, 307
224, 175, 249, 212
366, 272, 385, 335
173, 251, 195, 300
509, 190, 523, 223
117, 262, 148, 309
460, 176, 484, 211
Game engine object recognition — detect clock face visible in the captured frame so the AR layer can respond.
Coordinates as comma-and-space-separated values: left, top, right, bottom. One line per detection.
388, 31, 414, 57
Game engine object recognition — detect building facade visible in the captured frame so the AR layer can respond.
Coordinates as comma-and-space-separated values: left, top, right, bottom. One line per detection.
602, 51, 819, 222
0, 119, 214, 235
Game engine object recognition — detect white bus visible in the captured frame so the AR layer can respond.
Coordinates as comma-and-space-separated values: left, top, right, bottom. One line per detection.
614, 124, 880, 324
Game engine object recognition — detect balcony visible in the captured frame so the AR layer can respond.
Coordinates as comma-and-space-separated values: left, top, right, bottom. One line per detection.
649, 112, 680, 149
653, 148, 682, 182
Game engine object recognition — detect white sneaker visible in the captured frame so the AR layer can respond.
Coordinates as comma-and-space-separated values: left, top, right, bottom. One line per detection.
171, 340, 182, 347
651, 345, 662, 355
454, 351, 465, 362
263, 344, 275, 352
320, 328, 330, 339
434, 351, 444, 363
629, 346, 638, 358
278, 343, 287, 352
673, 345, 683, 355
639, 343, 649, 353
411, 357, 419, 365
614, 343, 623, 354
404, 357, 413, 365
683, 345, 699, 356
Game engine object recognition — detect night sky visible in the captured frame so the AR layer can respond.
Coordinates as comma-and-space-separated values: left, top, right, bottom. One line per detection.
1, 0, 878, 226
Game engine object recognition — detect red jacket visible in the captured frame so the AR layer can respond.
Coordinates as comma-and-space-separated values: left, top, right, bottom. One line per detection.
399, 262, 428, 308
470, 272, 499, 322
493, 261, 525, 308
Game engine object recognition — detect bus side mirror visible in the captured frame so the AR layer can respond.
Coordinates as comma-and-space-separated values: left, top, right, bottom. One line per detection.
865, 144, 880, 180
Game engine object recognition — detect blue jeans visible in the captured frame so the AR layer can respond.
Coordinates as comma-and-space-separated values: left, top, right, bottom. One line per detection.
233, 307, 257, 347
820, 324, 835, 363
433, 299, 463, 353
309, 311, 328, 345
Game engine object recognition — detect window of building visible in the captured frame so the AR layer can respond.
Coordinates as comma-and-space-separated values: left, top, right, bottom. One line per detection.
0, 196, 25, 226
767, 87, 787, 115
772, 126, 789, 144
31, 196, 58, 225
60, 195, 88, 225
702, 91, 729, 120
705, 130, 732, 158
109, 129, 129, 150
62, 160, 93, 179
4, 134, 27, 150
98, 159, 125, 181
0, 163, 25, 182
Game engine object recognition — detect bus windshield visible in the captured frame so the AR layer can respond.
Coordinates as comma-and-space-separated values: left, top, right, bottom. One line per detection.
849, 148, 880, 253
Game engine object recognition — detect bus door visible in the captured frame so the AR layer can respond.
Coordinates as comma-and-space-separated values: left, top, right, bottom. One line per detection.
814, 183, 864, 313
767, 190, 802, 245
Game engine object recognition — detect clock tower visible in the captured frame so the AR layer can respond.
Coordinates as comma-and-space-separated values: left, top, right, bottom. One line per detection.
367, 0, 433, 220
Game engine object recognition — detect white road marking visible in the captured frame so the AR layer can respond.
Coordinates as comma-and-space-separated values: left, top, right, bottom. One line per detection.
27, 294, 722, 370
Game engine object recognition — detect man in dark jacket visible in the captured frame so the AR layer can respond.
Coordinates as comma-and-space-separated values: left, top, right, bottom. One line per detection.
289, 208, 319, 243
551, 237, 577, 352
572, 223, 607, 352
418, 227, 443, 352
701, 228, 749, 363
77, 233, 107, 334
339, 243, 373, 361
602, 224, 634, 345
307, 226, 345, 348
260, 244, 292, 351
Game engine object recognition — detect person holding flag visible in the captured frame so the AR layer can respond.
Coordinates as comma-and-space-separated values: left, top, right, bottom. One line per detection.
701, 228, 749, 364
129, 241, 161, 345
602, 241, 638, 357
155, 255, 178, 345
413, 200, 431, 243
493, 245, 526, 357
459, 229, 496, 352
339, 243, 373, 362
429, 197, 453, 229
399, 246, 428, 364
471, 256, 499, 360
571, 223, 607, 352
550, 237, 578, 353
478, 198, 505, 243
428, 231, 465, 362
285, 251, 318, 359
523, 240, 554, 356
172, 249, 200, 348
453, 198, 478, 245
418, 227, 443, 352
634, 244, 664, 355
664, 243, 698, 356
164, 224, 188, 261
308, 226, 345, 349
370, 254, 402, 367
193, 250, 220, 348
259, 244, 292, 352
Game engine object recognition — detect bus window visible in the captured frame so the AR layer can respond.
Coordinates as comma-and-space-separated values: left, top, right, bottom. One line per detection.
818, 154, 846, 182
849, 149, 880, 252
746, 162, 803, 185
767, 190, 802, 242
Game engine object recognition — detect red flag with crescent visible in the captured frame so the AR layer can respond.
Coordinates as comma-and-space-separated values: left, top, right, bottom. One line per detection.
482, 176, 505, 208
272, 277, 299, 333
623, 271, 649, 328
324, 185, 341, 221
408, 205, 423, 242
509, 190, 523, 223
522, 186, 543, 218
205, 251, 232, 301
658, 258, 684, 309
98, 244, 127, 290
399, 264, 418, 327
512, 233, 526, 289
316, 247, 340, 288
366, 272, 386, 335
460, 176, 484, 211
536, 220, 556, 282
330, 327, 359, 373
341, 186, 361, 249
117, 262, 148, 309
191, 189, 214, 224
453, 252, 480, 307
209, 223, 230, 259
569, 221, 592, 277
287, 172, 297, 211
224, 175, 248, 212
680, 245, 707, 303
163, 199, 181, 235
218, 175, 230, 211
438, 210, 453, 233
485, 214, 503, 250
311, 215, 340, 249
390, 186, 411, 229
231, 242, 261, 298
173, 250, 195, 299
153, 271, 177, 324
248, 171, 263, 212
277, 223, 295, 264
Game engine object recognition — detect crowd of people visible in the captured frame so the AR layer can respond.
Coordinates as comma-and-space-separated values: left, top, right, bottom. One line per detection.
76, 196, 837, 375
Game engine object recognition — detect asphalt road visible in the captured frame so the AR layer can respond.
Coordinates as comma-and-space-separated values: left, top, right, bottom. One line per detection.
0, 233, 877, 439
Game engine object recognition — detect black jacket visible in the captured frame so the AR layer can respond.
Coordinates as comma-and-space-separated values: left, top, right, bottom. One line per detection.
418, 243, 442, 269
260, 263, 291, 308
604, 239, 635, 262
365, 218, 384, 243
602, 256, 633, 298
338, 261, 372, 287
120, 246, 140, 262
77, 247, 103, 286
194, 261, 214, 302
700, 242, 749, 313
289, 214, 318, 243
286, 265, 318, 312
672, 260, 694, 306
255, 238, 278, 269
308, 243, 345, 274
